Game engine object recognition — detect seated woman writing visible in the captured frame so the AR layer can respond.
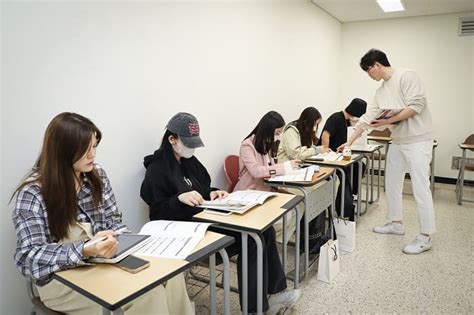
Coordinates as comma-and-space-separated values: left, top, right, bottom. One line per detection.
12, 112, 193, 314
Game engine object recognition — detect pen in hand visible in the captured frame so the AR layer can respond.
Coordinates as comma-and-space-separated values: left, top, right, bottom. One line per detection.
84, 227, 128, 248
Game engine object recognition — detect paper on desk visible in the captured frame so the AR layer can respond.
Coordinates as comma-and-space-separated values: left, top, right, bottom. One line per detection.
350, 144, 378, 151
309, 151, 343, 162
267, 165, 319, 182
133, 220, 212, 259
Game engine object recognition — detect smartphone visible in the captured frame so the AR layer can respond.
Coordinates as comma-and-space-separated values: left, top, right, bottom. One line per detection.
115, 255, 150, 273
298, 163, 312, 168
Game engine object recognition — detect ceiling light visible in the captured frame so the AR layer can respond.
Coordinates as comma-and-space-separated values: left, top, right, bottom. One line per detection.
377, 0, 405, 13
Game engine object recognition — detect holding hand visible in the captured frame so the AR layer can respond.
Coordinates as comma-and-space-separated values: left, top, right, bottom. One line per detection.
178, 190, 204, 207
210, 190, 229, 201
83, 230, 118, 258
370, 119, 390, 128
337, 142, 349, 153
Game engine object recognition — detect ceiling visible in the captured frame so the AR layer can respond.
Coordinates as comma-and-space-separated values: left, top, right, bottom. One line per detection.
311, 0, 474, 22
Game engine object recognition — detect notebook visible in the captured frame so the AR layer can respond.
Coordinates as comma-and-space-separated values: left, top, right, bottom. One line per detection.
87, 234, 151, 264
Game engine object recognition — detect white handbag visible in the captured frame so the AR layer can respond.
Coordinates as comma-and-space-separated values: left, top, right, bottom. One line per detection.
317, 239, 340, 283
333, 218, 356, 253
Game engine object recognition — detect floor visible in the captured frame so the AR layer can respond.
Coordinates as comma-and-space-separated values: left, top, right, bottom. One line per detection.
190, 182, 474, 314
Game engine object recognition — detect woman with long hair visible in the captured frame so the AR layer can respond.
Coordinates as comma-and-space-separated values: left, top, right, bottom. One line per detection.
12, 112, 193, 314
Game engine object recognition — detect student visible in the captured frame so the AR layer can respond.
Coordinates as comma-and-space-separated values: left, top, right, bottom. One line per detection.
318, 98, 367, 221
341, 49, 435, 254
140, 112, 300, 314
11, 112, 193, 314
277, 106, 330, 252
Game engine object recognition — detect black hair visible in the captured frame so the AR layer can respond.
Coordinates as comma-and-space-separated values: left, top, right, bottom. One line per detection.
295, 107, 321, 147
245, 111, 285, 155
360, 49, 391, 71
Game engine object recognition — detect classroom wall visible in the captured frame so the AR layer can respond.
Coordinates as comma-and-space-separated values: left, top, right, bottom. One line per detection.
0, 1, 341, 313
339, 12, 474, 180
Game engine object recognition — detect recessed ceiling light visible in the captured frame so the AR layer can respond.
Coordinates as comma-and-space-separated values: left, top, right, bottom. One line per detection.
377, 0, 405, 13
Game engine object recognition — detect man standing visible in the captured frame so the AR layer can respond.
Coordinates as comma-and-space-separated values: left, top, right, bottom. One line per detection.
341, 49, 435, 254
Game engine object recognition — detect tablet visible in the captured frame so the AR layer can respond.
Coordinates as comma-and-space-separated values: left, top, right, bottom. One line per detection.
87, 234, 151, 264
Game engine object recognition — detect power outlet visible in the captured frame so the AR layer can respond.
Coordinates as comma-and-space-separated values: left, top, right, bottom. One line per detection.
452, 156, 474, 170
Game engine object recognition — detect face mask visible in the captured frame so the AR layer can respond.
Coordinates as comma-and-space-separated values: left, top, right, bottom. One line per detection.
174, 139, 195, 158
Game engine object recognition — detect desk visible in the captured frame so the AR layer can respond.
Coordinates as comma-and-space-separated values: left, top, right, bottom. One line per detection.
368, 135, 392, 189
54, 232, 234, 315
305, 154, 368, 218
194, 193, 303, 315
264, 167, 335, 280
352, 144, 383, 204
456, 143, 474, 205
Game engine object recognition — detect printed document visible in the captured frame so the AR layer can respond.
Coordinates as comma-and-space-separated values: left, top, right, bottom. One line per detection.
134, 220, 212, 259
198, 190, 278, 214
267, 165, 320, 182
308, 151, 343, 162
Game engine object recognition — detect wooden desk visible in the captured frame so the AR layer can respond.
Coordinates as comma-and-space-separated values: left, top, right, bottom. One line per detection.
305, 154, 367, 219
264, 167, 336, 280
194, 193, 303, 315
54, 232, 234, 315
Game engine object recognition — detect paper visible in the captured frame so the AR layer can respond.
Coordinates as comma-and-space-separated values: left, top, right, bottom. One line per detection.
198, 190, 278, 214
308, 151, 343, 162
350, 144, 378, 151
267, 165, 320, 182
134, 221, 212, 259
347, 126, 368, 148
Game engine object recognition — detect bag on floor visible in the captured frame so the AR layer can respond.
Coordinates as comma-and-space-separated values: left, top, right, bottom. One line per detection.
333, 217, 356, 253
317, 239, 340, 283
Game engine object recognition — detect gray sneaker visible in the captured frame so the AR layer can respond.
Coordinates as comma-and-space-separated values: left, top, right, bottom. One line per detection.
267, 289, 301, 315
403, 234, 432, 254
373, 222, 405, 235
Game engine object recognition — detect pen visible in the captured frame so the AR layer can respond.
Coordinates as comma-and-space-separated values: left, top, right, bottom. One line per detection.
84, 227, 128, 248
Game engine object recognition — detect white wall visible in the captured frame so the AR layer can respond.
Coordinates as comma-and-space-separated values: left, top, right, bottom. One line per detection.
339, 12, 474, 180
1, 1, 340, 313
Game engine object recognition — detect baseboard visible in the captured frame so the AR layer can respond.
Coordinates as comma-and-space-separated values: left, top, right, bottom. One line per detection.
370, 170, 474, 187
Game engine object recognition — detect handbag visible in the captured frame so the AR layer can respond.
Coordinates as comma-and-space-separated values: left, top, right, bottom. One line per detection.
333, 217, 356, 253
317, 239, 340, 283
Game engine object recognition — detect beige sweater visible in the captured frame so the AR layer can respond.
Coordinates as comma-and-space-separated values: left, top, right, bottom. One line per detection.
277, 125, 322, 162
356, 68, 433, 144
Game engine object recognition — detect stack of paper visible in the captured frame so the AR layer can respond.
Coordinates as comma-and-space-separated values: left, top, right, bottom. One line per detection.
267, 165, 320, 182
308, 151, 343, 162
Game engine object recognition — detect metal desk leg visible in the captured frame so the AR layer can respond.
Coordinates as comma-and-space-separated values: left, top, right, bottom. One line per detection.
294, 205, 300, 289
241, 233, 248, 315
459, 148, 466, 205
375, 147, 381, 203
209, 254, 217, 315
218, 249, 231, 315
431, 144, 436, 194
335, 167, 346, 218
331, 173, 337, 239
302, 190, 309, 278
361, 158, 368, 215
282, 213, 287, 275
248, 232, 263, 315
103, 309, 123, 315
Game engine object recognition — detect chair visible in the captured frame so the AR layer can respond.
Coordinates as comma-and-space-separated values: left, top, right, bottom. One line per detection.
27, 278, 64, 315
224, 155, 239, 193
455, 134, 474, 205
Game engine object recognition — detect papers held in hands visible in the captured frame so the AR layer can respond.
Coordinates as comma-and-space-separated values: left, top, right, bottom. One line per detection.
87, 234, 151, 264
198, 190, 278, 215
267, 165, 320, 182
133, 220, 212, 260
307, 151, 343, 162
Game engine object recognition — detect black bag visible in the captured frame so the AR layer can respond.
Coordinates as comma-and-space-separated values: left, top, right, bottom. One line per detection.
299, 210, 335, 255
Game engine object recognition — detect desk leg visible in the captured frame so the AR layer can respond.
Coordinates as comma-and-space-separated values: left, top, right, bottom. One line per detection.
459, 148, 466, 205
302, 190, 309, 278
359, 158, 367, 216
103, 309, 123, 315
431, 144, 436, 194
294, 205, 300, 289
248, 232, 263, 315
218, 249, 231, 315
331, 173, 336, 239
209, 254, 217, 315
241, 233, 248, 315
282, 213, 287, 276
335, 167, 346, 218
375, 148, 381, 203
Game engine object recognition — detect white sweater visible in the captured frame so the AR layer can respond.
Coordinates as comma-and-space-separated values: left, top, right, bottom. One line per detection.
356, 68, 433, 144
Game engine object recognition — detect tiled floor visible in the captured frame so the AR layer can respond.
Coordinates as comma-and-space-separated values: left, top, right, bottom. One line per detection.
191, 182, 474, 314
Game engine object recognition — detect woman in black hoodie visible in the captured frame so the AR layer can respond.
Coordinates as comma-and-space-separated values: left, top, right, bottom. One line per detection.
140, 112, 300, 314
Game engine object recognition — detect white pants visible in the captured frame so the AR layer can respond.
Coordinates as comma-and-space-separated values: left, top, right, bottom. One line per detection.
385, 140, 436, 234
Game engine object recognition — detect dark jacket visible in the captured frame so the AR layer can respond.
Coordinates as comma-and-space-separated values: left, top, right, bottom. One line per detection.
140, 149, 216, 221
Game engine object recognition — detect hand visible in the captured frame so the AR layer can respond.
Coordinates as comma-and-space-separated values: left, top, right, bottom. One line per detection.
318, 145, 331, 153
210, 190, 229, 201
336, 142, 349, 153
370, 119, 390, 128
290, 159, 301, 169
178, 190, 204, 207
83, 230, 118, 258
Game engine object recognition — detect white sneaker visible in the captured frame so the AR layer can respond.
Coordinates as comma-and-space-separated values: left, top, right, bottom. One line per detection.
373, 222, 405, 235
403, 234, 432, 254
267, 289, 301, 315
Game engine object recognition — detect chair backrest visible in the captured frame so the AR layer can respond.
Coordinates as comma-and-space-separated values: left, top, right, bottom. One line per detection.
463, 134, 474, 145
368, 128, 391, 138
223, 155, 239, 193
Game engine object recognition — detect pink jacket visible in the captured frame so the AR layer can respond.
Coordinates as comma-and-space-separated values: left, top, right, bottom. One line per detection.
233, 135, 288, 192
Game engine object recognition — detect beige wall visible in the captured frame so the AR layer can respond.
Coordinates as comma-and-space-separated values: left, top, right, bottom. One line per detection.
339, 12, 474, 180
1, 2, 340, 313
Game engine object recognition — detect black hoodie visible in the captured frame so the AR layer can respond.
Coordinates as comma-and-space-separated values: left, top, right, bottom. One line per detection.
140, 149, 217, 221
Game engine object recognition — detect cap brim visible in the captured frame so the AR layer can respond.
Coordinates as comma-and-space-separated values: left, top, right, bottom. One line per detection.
180, 135, 205, 149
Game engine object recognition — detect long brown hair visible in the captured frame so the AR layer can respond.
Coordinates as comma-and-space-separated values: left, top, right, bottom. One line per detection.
295, 107, 321, 147
13, 112, 103, 240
